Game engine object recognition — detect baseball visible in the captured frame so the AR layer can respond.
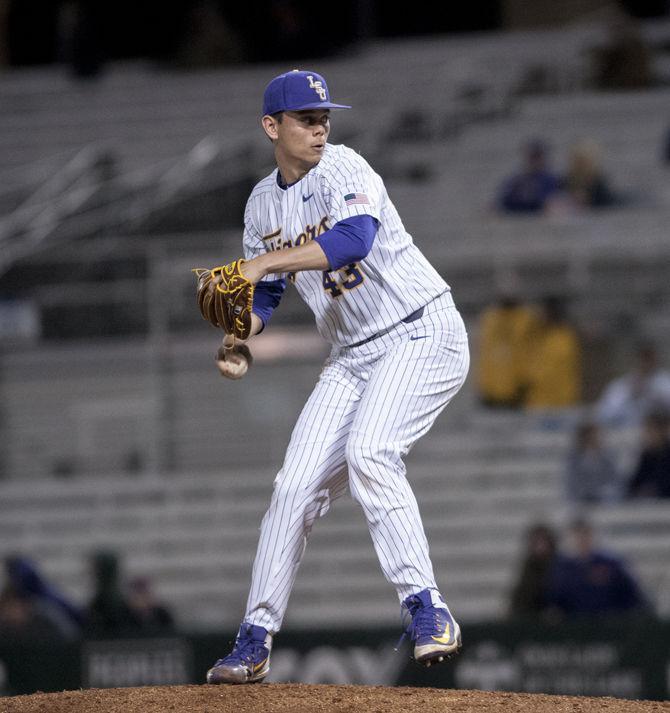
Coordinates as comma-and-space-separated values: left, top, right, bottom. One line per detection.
216, 350, 248, 379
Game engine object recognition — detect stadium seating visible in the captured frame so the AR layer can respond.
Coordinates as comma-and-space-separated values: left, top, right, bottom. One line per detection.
2, 20, 670, 631
1, 361, 668, 629
0, 378, 667, 620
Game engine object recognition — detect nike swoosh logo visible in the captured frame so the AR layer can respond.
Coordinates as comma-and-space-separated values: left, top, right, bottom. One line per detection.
302, 193, 314, 202
410, 335, 428, 341
431, 622, 451, 644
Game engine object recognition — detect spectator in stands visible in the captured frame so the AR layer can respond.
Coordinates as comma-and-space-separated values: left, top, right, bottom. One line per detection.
595, 342, 670, 427
560, 140, 617, 210
127, 576, 175, 633
508, 523, 557, 619
4, 555, 82, 640
0, 584, 65, 643
0, 0, 8, 67
565, 420, 620, 504
589, 12, 652, 90
176, 1, 245, 67
84, 551, 138, 636
476, 291, 538, 408
57, 0, 106, 79
626, 410, 670, 498
524, 296, 581, 409
497, 139, 560, 214
545, 519, 649, 618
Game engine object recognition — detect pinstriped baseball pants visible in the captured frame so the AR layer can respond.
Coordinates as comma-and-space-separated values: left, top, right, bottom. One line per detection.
244, 292, 470, 633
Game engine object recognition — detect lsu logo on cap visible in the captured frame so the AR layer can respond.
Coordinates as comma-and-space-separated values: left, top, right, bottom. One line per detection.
307, 75, 327, 101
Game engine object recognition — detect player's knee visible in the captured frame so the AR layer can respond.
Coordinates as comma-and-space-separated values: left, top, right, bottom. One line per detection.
270, 474, 326, 515
345, 434, 399, 475
271, 477, 304, 506
345, 434, 370, 474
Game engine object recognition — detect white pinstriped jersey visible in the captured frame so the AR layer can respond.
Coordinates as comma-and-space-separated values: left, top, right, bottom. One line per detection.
242, 143, 450, 347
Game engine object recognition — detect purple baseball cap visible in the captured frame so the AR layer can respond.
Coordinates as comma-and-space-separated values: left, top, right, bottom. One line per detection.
262, 69, 351, 116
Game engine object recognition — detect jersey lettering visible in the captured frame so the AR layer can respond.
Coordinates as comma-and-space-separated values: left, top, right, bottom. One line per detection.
266, 217, 329, 252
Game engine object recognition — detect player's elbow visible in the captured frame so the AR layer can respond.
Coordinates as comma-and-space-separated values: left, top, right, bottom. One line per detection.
317, 215, 378, 270
324, 237, 370, 270
345, 234, 373, 263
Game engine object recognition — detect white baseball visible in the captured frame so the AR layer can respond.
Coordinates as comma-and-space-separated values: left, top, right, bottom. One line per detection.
216, 350, 248, 379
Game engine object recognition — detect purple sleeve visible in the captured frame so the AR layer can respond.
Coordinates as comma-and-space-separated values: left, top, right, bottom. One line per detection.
252, 278, 286, 330
314, 215, 379, 270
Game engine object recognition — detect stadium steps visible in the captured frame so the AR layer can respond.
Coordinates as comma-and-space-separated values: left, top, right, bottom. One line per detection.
2, 447, 669, 628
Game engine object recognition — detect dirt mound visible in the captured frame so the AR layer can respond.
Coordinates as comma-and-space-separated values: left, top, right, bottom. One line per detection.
2, 684, 668, 713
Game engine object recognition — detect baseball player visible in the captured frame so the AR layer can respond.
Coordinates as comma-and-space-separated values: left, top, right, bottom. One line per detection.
206, 69, 470, 684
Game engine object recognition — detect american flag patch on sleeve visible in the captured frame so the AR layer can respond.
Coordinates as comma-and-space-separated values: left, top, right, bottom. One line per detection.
344, 192, 370, 206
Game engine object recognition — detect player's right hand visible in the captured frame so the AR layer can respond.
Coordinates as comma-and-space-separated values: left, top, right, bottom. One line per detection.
215, 336, 253, 380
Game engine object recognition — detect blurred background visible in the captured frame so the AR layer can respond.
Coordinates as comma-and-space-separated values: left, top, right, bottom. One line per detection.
1, 0, 670, 699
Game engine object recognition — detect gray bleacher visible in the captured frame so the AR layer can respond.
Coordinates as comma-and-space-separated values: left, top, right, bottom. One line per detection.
1, 383, 668, 629
2, 22, 670, 630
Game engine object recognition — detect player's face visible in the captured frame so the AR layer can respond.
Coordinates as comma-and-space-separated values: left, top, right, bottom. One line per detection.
271, 109, 330, 177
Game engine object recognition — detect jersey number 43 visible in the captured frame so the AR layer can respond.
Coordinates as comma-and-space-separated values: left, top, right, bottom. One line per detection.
322, 263, 364, 298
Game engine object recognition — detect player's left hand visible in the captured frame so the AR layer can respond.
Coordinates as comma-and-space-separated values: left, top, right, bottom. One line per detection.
193, 260, 255, 339
215, 334, 253, 380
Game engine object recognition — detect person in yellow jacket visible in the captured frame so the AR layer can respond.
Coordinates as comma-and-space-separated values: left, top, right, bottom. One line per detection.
477, 294, 538, 408
525, 296, 582, 409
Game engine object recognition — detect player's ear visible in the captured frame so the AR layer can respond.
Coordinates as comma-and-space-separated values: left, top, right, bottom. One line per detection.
262, 114, 281, 142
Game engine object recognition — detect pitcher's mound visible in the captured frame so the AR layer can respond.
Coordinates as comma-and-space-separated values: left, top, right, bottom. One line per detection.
2, 683, 668, 713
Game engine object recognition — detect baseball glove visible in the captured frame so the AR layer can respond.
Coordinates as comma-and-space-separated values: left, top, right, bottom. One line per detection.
192, 260, 255, 340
